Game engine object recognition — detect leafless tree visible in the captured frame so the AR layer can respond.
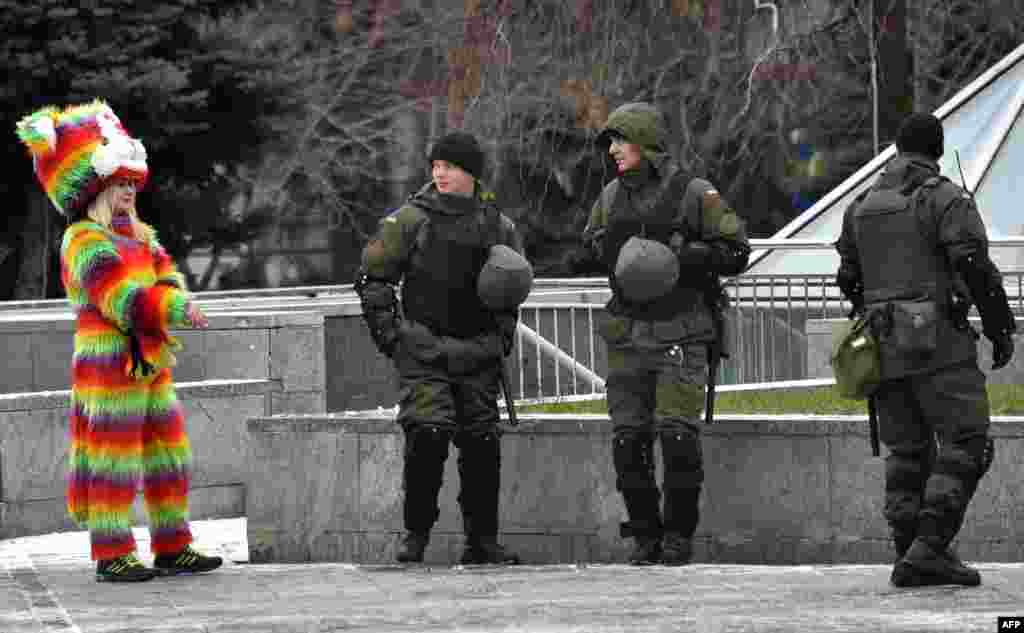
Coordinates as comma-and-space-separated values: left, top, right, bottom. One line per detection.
232, 0, 1024, 281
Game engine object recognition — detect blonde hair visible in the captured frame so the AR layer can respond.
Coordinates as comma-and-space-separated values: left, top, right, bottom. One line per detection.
86, 184, 155, 243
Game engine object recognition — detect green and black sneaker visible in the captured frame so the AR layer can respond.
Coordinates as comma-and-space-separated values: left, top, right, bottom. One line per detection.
96, 553, 158, 583
153, 546, 223, 576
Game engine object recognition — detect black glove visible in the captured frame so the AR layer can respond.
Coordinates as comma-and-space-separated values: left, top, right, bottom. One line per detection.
440, 332, 503, 375
376, 327, 400, 358
586, 228, 607, 262
847, 293, 865, 320
566, 248, 604, 275
957, 252, 1016, 349
355, 275, 401, 357
396, 321, 443, 364
949, 289, 972, 330
495, 312, 518, 357
676, 241, 712, 272
836, 267, 864, 319
991, 333, 1015, 370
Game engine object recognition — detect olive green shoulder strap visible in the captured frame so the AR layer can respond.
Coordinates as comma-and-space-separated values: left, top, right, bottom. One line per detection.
601, 179, 621, 215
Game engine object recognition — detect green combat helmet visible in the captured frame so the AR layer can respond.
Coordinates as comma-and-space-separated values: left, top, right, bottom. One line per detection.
614, 236, 680, 303
478, 244, 534, 311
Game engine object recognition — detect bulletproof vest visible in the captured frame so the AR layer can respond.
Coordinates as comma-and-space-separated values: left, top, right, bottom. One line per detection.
402, 201, 501, 339
852, 175, 978, 379
603, 165, 703, 320
852, 177, 948, 306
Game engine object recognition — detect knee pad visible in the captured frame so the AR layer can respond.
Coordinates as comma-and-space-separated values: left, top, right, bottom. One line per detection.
613, 430, 656, 492
613, 427, 654, 444
981, 437, 994, 477
659, 430, 704, 490
933, 443, 982, 481
404, 425, 452, 462
884, 452, 929, 493
454, 430, 501, 468
883, 492, 922, 526
922, 464, 970, 522
919, 470, 969, 548
454, 428, 501, 445
960, 436, 994, 479
925, 442, 982, 508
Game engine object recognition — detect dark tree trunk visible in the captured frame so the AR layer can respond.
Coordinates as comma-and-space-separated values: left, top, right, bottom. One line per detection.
14, 188, 53, 300
875, 0, 911, 146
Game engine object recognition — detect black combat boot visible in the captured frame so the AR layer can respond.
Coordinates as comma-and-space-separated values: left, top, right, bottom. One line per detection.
396, 531, 430, 563
892, 528, 917, 561
892, 524, 916, 561
661, 532, 693, 566
891, 539, 981, 587
626, 533, 662, 566
460, 537, 521, 565
939, 546, 981, 581
399, 426, 451, 563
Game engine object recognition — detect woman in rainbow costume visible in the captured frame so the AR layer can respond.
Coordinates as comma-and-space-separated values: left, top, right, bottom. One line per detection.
16, 100, 222, 582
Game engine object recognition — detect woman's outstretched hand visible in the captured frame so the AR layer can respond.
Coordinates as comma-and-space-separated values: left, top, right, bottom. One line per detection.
187, 303, 210, 329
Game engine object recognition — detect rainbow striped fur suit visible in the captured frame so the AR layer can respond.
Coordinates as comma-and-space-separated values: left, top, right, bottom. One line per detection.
62, 219, 198, 560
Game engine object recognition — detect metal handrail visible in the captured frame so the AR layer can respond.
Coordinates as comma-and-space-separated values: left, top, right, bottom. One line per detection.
748, 237, 1024, 250
0, 277, 614, 311
2, 239, 1021, 310
515, 320, 606, 394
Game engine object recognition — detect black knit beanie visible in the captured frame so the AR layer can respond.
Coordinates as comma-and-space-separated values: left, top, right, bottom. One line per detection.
896, 113, 944, 160
428, 132, 484, 180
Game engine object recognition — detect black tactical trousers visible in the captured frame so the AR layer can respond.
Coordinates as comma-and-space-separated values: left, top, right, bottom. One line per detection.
877, 360, 993, 554
605, 330, 707, 540
394, 349, 504, 540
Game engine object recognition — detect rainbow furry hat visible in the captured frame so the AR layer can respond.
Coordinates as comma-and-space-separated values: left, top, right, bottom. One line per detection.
15, 99, 148, 218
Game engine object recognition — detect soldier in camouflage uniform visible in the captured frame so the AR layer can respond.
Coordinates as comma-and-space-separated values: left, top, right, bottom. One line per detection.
355, 132, 525, 565
836, 113, 1016, 587
582, 103, 751, 565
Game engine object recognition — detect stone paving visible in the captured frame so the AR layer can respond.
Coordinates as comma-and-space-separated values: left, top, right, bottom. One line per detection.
1, 518, 1022, 633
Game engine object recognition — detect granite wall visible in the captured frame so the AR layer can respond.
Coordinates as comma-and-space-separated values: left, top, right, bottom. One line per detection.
0, 379, 279, 539
0, 309, 326, 538
246, 411, 1024, 565
0, 311, 326, 415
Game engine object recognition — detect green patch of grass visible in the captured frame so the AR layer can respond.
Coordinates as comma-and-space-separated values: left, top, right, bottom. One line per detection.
519, 384, 1024, 416
520, 399, 611, 415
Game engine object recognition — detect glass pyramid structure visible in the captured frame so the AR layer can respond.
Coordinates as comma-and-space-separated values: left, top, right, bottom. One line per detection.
747, 42, 1024, 277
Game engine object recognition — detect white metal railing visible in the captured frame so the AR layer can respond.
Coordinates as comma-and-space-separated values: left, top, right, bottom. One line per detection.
513, 270, 1024, 398
510, 239, 1024, 399
0, 277, 614, 311
748, 237, 1024, 249
514, 303, 608, 400
2, 239, 1021, 401
515, 319, 606, 396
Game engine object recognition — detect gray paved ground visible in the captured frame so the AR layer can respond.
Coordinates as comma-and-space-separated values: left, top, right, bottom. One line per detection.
1, 519, 1022, 633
